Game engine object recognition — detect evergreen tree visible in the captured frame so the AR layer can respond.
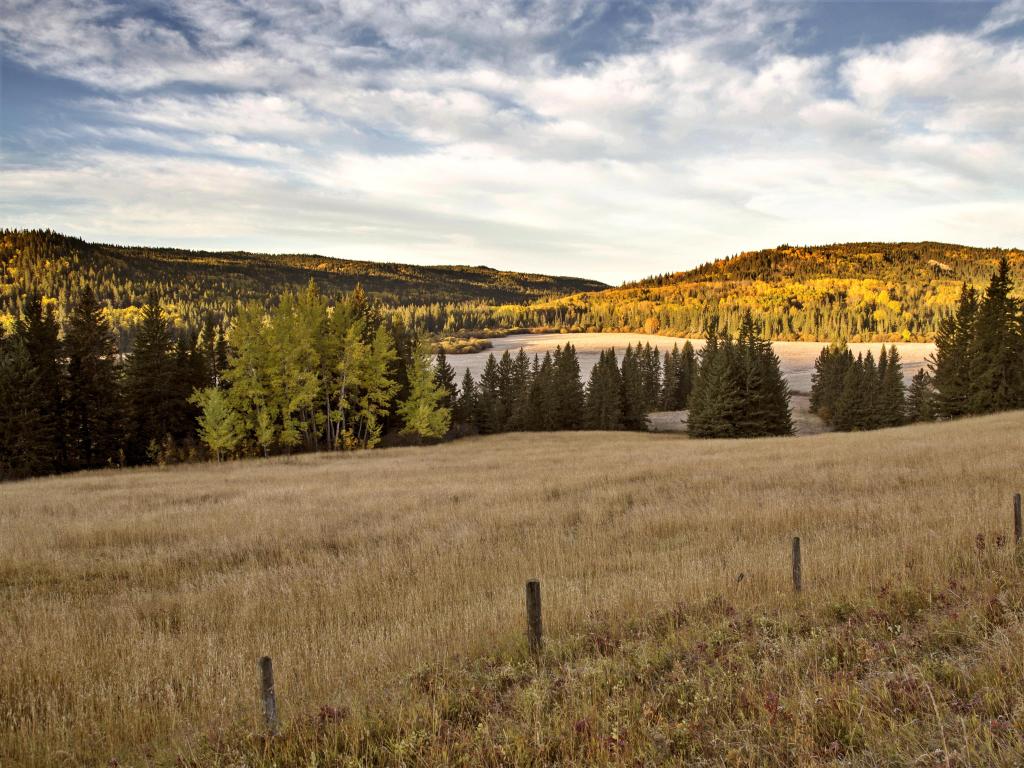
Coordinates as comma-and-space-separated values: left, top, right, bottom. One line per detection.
124, 293, 178, 463
620, 344, 647, 429
433, 347, 457, 410
505, 348, 532, 430
585, 349, 623, 429
454, 368, 478, 427
553, 343, 584, 429
64, 287, 123, 469
930, 285, 979, 418
398, 339, 451, 439
14, 294, 65, 472
809, 342, 854, 423
476, 354, 501, 433
878, 345, 907, 427
907, 368, 936, 423
687, 326, 741, 438
966, 258, 1023, 413
0, 332, 52, 480
660, 348, 679, 409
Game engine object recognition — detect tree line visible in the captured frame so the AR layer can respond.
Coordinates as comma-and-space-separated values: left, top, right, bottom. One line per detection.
0, 283, 452, 480
810, 257, 1024, 431
444, 341, 698, 434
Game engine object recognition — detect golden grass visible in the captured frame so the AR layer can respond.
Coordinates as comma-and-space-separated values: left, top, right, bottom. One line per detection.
2, 413, 1024, 765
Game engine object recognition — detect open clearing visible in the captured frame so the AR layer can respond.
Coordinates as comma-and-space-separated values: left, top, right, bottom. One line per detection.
2, 413, 1023, 765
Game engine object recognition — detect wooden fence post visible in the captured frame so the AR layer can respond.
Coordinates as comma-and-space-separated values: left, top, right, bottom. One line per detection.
259, 655, 279, 736
526, 579, 543, 656
792, 536, 802, 593
1014, 493, 1022, 546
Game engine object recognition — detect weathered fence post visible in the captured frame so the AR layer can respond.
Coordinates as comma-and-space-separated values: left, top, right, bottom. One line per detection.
792, 536, 802, 593
1014, 493, 1022, 546
526, 579, 543, 656
259, 655, 279, 736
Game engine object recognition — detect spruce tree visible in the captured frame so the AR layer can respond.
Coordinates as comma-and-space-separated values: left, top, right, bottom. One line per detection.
966, 258, 1023, 413
64, 287, 123, 469
585, 349, 623, 429
124, 293, 178, 462
930, 285, 979, 418
0, 332, 52, 480
476, 353, 501, 433
878, 345, 907, 427
505, 348, 532, 430
14, 294, 65, 471
454, 368, 478, 428
688, 326, 741, 438
553, 343, 584, 429
907, 368, 936, 423
433, 347, 458, 411
620, 344, 647, 429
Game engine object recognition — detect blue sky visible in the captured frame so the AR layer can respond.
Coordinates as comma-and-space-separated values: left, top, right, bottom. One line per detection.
1, 0, 1022, 283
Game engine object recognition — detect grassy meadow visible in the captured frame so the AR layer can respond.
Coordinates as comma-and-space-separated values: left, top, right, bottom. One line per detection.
3, 414, 1024, 765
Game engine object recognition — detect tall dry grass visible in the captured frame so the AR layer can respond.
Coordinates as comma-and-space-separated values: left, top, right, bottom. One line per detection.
1, 412, 1022, 765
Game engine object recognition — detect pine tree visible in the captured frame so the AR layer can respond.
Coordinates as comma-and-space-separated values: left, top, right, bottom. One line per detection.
810, 342, 853, 424
930, 285, 979, 418
620, 344, 647, 429
907, 368, 936, 423
454, 368, 478, 428
687, 325, 741, 438
476, 353, 501, 433
505, 348, 532, 430
398, 339, 451, 439
660, 348, 679, 409
0, 332, 52, 480
14, 294, 64, 471
64, 287, 123, 469
553, 343, 584, 429
966, 258, 1023, 413
585, 349, 623, 429
878, 345, 907, 427
124, 292, 178, 463
433, 347, 457, 410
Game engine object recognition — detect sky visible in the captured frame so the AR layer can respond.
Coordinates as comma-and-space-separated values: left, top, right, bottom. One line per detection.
1, 0, 1022, 284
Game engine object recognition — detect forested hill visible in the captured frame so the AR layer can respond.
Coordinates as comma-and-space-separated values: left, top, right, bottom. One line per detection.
653, 242, 1020, 286
508, 242, 1023, 343
0, 229, 606, 341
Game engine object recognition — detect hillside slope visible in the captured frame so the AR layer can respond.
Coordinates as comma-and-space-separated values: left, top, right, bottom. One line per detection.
516, 242, 1023, 342
0, 229, 606, 339
3, 412, 1024, 765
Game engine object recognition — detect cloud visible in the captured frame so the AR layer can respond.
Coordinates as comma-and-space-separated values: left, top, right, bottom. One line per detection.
1, 0, 1022, 282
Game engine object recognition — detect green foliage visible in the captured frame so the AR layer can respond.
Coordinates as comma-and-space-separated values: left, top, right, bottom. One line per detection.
190, 387, 242, 461
906, 369, 936, 423
688, 313, 792, 438
931, 259, 1024, 419
0, 333, 52, 480
398, 339, 452, 439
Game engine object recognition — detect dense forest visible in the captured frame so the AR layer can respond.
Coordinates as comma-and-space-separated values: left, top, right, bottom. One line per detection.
809, 257, 1024, 431
4, 233, 1022, 349
0, 230, 606, 347
461, 242, 1024, 343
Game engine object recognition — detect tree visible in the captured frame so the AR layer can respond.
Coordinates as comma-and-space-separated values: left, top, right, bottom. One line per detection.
0, 332, 52, 480
124, 293, 180, 463
190, 387, 241, 461
14, 294, 64, 472
930, 285, 979, 418
687, 326, 741, 438
398, 339, 451, 439
454, 368, 478, 428
434, 347, 457, 410
907, 368, 936, 423
966, 258, 1023, 413
64, 287, 123, 469
585, 349, 623, 429
553, 343, 584, 429
809, 342, 853, 424
878, 345, 907, 427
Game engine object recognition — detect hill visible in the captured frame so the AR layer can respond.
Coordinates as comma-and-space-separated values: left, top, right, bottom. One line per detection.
449, 242, 1024, 342
0, 230, 607, 344
3, 413, 1024, 765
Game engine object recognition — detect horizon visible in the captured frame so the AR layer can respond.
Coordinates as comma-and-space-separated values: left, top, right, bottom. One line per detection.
2, 0, 1024, 283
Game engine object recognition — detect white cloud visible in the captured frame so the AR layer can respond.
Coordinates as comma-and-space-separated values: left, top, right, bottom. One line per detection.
1, 0, 1022, 282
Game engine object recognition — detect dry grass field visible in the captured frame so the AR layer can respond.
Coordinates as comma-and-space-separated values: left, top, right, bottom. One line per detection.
3, 413, 1024, 766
